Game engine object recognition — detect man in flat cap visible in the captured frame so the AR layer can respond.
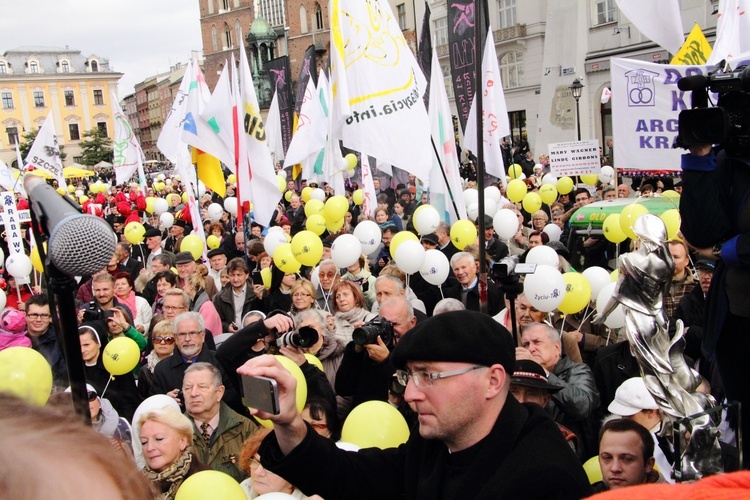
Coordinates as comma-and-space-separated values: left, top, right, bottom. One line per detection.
238, 311, 591, 499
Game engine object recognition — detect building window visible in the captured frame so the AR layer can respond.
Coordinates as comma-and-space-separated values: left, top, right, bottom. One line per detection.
0, 62, 6, 74
93, 89, 104, 105
74, 156, 83, 164
64, 90, 75, 106
497, 0, 516, 29
29, 61, 39, 73
33, 91, 45, 107
315, 3, 324, 30
225, 23, 233, 48
235, 20, 243, 47
223, 0, 229, 9
595, 0, 616, 25
212, 25, 219, 51
6, 126, 18, 145
433, 17, 448, 46
61, 60, 69, 73
397, 4, 407, 30
300, 5, 308, 33
2, 92, 13, 109
259, 0, 285, 27
97, 121, 108, 136
508, 110, 526, 143
208, 0, 214, 14
90, 60, 99, 72
69, 123, 80, 141
499, 51, 524, 89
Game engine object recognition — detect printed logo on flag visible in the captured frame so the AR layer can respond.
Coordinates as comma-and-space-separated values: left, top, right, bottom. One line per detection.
625, 69, 659, 107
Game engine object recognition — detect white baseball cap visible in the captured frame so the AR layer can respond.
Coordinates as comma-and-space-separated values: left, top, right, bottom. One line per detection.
608, 377, 659, 416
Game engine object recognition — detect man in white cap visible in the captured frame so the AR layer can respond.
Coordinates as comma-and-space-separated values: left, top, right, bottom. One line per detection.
608, 377, 674, 483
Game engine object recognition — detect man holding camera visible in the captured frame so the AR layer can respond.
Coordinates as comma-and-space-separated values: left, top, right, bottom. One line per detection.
238, 310, 591, 499
335, 297, 416, 409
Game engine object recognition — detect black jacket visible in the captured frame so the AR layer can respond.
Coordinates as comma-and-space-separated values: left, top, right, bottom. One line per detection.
212, 281, 265, 332
445, 280, 504, 316
334, 342, 395, 408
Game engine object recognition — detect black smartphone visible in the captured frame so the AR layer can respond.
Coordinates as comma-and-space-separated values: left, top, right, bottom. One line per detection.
251, 269, 262, 283
241, 375, 280, 415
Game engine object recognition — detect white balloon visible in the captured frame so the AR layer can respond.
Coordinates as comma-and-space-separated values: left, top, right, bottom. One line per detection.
264, 230, 288, 257
165, 178, 172, 186
0, 247, 4, 267
223, 197, 238, 216
542, 223, 562, 242
159, 212, 174, 229
335, 441, 361, 451
311, 266, 321, 290
493, 209, 519, 240
75, 189, 83, 198
419, 249, 450, 286
596, 282, 626, 329
353, 220, 382, 254
267, 225, 285, 234
153, 198, 169, 215
0, 289, 5, 310
395, 240, 425, 274
523, 264, 566, 312
197, 180, 206, 197
310, 188, 326, 202
484, 199, 498, 218
207, 203, 224, 221
584, 266, 614, 303
484, 186, 502, 203
526, 245, 560, 268
599, 165, 615, 184
414, 205, 440, 235
157, 173, 166, 181
5, 253, 33, 279
255, 493, 297, 500
467, 203, 479, 221
463, 188, 479, 207
331, 234, 362, 268
541, 173, 558, 186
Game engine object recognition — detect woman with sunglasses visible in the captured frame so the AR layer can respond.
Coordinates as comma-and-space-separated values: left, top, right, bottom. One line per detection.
138, 320, 176, 399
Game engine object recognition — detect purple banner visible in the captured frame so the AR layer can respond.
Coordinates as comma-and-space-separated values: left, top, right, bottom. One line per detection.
418, 3, 432, 109
295, 45, 317, 115
266, 56, 294, 155
448, 0, 486, 132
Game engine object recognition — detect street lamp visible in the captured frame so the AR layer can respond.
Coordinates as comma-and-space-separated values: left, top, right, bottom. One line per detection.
570, 78, 584, 141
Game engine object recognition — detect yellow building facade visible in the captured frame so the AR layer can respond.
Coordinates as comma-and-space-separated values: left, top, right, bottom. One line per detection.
0, 46, 122, 167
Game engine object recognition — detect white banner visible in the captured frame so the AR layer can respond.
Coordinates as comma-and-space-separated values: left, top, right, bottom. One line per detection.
548, 140, 601, 177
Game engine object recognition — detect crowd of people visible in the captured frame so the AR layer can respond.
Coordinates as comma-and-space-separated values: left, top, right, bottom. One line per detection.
0, 149, 742, 499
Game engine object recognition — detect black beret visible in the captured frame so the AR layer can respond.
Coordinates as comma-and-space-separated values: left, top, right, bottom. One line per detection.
173, 219, 188, 228
144, 227, 161, 238
207, 248, 226, 259
391, 310, 515, 375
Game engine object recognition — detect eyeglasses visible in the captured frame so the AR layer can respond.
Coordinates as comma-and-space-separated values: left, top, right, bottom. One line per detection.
395, 365, 487, 388
26, 313, 51, 320
292, 292, 311, 298
153, 336, 175, 345
175, 331, 203, 338
318, 272, 336, 278
249, 457, 263, 472
87, 391, 98, 402
163, 305, 187, 312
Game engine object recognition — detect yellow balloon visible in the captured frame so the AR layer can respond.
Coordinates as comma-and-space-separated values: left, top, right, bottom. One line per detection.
450, 220, 477, 251
301, 186, 313, 202
304, 199, 325, 217
67, 184, 76, 193
602, 214, 627, 243
661, 190, 680, 202
124, 222, 146, 244
583, 456, 603, 485
539, 183, 558, 205
56, 187, 66, 195
304, 353, 324, 371
182, 191, 189, 204
323, 195, 349, 222
181, 234, 205, 260
273, 243, 301, 273
306, 214, 327, 235
508, 163, 523, 179
174, 470, 246, 500
557, 176, 574, 195
154, 182, 166, 192
102, 337, 140, 376
276, 174, 287, 193
284, 190, 293, 202
31, 242, 47, 273
390, 230, 419, 259
619, 203, 649, 240
345, 153, 358, 170
0, 347, 53, 406
341, 401, 410, 449
352, 189, 364, 206
522, 192, 542, 214
611, 269, 619, 282
558, 272, 592, 315
206, 235, 221, 250
659, 209, 681, 240
227, 173, 237, 184
506, 178, 528, 203
326, 217, 345, 233
145, 197, 156, 214
273, 355, 307, 413
260, 267, 272, 290
78, 195, 89, 204
580, 174, 599, 186
291, 230, 324, 267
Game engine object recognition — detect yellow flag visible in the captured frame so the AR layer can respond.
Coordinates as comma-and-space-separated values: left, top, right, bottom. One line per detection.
291, 113, 302, 180
671, 24, 712, 65
193, 148, 226, 197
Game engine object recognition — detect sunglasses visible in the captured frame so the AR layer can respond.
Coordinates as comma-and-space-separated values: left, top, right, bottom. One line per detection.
87, 391, 98, 401
153, 336, 175, 345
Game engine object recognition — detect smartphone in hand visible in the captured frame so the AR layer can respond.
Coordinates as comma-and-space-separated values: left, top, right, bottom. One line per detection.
241, 375, 280, 415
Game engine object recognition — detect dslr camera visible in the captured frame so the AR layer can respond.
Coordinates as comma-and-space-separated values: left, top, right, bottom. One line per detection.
353, 317, 394, 348
264, 310, 319, 351
81, 301, 114, 322
676, 62, 750, 156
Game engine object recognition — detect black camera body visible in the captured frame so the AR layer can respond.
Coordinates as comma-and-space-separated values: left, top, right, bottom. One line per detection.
81, 301, 114, 322
353, 317, 394, 348
264, 310, 319, 351
677, 64, 750, 156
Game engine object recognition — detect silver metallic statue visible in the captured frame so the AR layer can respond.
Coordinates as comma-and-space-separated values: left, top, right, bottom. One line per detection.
596, 214, 722, 481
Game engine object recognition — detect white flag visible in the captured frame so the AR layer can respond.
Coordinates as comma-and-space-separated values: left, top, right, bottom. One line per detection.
614, 0, 684, 55
0, 158, 25, 197
707, 0, 750, 65
464, 29, 511, 183
329, 0, 433, 183
236, 45, 282, 227
199, 62, 236, 171
24, 112, 65, 187
158, 62, 192, 164
360, 155, 378, 218
112, 91, 147, 192
265, 90, 286, 164
427, 48, 466, 223
283, 74, 327, 168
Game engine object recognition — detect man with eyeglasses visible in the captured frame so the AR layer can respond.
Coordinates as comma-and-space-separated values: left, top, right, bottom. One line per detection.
25, 293, 68, 386
315, 260, 340, 314
239, 310, 591, 498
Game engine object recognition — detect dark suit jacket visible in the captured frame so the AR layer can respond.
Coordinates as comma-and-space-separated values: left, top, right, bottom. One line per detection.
445, 280, 504, 316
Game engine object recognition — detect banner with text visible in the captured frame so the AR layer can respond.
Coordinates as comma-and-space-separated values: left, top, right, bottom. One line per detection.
266, 56, 294, 155
448, 0, 487, 132
548, 140, 601, 177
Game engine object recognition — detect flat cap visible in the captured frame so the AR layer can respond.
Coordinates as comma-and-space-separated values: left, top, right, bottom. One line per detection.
174, 251, 196, 264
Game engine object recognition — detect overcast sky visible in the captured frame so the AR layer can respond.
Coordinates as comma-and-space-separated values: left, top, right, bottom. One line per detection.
2, 0, 203, 97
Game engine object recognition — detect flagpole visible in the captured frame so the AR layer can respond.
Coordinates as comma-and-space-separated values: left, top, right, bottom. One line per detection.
429, 137, 461, 219
474, 0, 488, 314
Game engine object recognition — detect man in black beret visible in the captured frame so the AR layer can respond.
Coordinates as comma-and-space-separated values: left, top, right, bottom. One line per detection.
239, 311, 592, 499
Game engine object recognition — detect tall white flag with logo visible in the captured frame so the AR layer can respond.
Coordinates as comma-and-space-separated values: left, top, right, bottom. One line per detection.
112, 91, 147, 192
283, 74, 327, 169
707, 0, 750, 65
158, 62, 193, 165
265, 90, 286, 164
464, 29, 511, 183
0, 158, 25, 197
24, 112, 65, 187
614, 0, 684, 55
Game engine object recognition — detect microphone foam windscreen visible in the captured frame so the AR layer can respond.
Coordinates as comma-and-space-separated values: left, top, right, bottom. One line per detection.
48, 215, 117, 276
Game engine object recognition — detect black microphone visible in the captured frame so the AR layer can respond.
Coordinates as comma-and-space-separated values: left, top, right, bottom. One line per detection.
677, 74, 708, 91
24, 174, 117, 276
